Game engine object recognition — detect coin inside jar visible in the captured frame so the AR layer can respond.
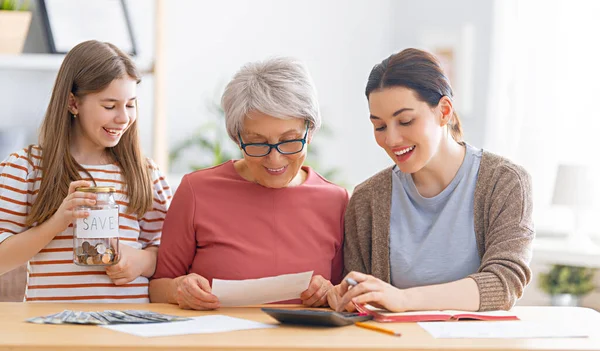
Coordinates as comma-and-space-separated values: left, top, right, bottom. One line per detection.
95, 243, 107, 255
93, 255, 102, 265
73, 241, 119, 265
101, 254, 111, 264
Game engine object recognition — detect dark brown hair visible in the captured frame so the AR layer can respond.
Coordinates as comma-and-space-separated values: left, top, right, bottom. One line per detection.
365, 48, 463, 141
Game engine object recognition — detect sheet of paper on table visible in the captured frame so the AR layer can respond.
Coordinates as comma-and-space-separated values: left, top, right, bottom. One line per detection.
211, 271, 313, 307
418, 320, 591, 339
101, 315, 277, 337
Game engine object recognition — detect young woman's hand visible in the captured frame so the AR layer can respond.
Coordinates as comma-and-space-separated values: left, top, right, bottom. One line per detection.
49, 180, 96, 231
334, 271, 408, 312
326, 283, 357, 312
170, 273, 220, 310
300, 275, 333, 307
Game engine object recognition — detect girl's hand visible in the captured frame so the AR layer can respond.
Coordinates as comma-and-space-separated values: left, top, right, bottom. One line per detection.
49, 180, 96, 231
105, 242, 146, 285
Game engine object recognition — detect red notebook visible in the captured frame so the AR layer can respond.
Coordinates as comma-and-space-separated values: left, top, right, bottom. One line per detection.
355, 304, 519, 323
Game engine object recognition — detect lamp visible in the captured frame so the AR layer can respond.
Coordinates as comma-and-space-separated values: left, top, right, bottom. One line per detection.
551, 164, 598, 249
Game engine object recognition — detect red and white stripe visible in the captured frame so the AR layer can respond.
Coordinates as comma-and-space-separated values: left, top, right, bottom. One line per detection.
0, 146, 172, 302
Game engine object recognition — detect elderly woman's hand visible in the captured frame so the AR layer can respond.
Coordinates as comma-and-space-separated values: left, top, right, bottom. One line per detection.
300, 275, 333, 307
172, 273, 220, 310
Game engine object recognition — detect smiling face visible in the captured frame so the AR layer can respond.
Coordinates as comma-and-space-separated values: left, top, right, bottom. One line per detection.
69, 77, 137, 158
368, 86, 448, 174
237, 111, 311, 188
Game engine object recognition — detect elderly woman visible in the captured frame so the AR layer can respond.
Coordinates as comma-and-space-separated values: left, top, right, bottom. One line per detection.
149, 58, 348, 310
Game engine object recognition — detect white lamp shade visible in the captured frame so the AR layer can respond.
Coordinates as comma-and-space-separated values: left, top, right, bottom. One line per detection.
552, 164, 596, 208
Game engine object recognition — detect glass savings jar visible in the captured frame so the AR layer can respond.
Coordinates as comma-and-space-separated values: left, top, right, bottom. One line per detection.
73, 187, 119, 266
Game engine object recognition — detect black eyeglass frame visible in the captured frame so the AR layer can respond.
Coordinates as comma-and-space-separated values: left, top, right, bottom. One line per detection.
238, 123, 309, 157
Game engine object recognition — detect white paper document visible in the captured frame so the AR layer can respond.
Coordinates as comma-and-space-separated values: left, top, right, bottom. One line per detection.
419, 321, 590, 339
101, 315, 277, 337
211, 271, 313, 307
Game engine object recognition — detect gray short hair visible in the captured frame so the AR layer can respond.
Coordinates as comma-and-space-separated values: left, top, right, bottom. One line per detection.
221, 57, 321, 142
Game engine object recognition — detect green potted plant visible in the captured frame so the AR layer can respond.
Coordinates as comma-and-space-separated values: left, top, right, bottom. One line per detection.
538, 264, 596, 306
0, 0, 32, 54
169, 102, 242, 171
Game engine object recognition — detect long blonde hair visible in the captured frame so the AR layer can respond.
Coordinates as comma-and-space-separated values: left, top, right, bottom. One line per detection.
26, 40, 152, 226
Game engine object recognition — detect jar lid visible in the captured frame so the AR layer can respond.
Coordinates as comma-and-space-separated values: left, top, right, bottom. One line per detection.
76, 186, 116, 193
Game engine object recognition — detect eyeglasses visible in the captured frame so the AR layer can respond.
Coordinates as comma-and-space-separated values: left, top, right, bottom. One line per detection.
238, 123, 309, 157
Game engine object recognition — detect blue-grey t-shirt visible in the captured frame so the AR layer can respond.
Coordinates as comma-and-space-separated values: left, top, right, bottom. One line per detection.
390, 144, 482, 289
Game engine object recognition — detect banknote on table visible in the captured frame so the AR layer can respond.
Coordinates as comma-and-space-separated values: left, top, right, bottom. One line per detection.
26, 310, 191, 325
122, 310, 191, 322
26, 310, 71, 325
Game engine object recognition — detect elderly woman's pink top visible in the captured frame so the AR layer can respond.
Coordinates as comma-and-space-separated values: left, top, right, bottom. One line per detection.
153, 161, 348, 287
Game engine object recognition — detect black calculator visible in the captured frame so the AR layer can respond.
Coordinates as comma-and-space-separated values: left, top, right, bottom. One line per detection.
261, 308, 373, 327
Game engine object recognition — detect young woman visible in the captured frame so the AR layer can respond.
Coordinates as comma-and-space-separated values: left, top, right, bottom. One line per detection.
0, 40, 171, 302
328, 48, 534, 312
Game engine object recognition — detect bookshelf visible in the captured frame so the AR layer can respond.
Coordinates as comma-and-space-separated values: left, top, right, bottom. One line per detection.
0, 54, 154, 73
0, 54, 64, 70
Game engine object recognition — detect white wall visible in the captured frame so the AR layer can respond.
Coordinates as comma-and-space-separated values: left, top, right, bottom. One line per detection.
391, 0, 493, 148
1, 0, 494, 189
163, 0, 396, 187
161, 0, 494, 188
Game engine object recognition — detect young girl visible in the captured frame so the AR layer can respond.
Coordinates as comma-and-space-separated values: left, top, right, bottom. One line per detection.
0, 40, 171, 302
328, 48, 534, 312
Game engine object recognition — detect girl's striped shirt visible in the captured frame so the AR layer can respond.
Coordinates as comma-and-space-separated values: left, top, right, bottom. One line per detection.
0, 146, 172, 303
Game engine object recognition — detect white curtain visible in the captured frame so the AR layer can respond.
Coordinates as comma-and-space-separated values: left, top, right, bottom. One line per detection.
485, 0, 600, 231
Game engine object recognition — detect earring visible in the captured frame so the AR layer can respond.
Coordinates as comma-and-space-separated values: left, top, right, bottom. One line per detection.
72, 114, 77, 119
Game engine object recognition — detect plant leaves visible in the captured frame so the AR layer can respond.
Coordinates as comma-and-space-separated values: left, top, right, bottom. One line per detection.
538, 264, 596, 296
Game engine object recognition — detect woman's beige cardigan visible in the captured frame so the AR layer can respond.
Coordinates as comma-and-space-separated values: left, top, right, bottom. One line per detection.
343, 151, 535, 311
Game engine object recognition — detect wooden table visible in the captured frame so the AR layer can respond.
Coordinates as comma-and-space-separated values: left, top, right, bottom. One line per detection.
1, 303, 599, 351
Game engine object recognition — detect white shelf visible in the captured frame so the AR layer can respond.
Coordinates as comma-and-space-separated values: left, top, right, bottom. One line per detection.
0, 54, 65, 71
533, 238, 600, 268
0, 54, 154, 73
